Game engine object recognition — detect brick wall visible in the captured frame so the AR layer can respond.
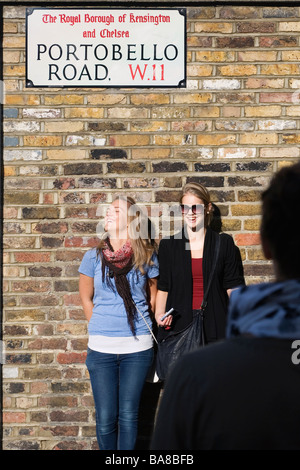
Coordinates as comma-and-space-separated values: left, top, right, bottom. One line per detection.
2, 4, 300, 450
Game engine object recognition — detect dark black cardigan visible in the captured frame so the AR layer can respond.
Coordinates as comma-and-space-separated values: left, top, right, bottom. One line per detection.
157, 227, 245, 343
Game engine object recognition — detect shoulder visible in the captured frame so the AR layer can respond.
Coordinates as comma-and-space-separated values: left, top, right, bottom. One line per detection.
219, 232, 234, 246
79, 247, 99, 277
145, 251, 159, 277
217, 231, 238, 252
159, 235, 175, 245
208, 227, 233, 245
82, 247, 98, 261
159, 231, 184, 248
158, 236, 171, 253
216, 233, 243, 267
80, 247, 99, 267
205, 227, 234, 252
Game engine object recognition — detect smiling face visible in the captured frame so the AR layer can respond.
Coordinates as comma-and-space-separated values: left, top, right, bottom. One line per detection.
181, 193, 205, 231
104, 198, 129, 238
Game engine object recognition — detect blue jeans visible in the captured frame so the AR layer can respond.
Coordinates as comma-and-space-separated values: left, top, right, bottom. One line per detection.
85, 347, 153, 450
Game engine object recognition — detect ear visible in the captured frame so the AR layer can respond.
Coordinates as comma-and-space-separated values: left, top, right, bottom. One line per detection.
207, 202, 213, 214
261, 236, 273, 260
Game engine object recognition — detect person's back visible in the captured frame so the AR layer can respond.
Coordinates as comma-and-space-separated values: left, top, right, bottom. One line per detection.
151, 335, 300, 449
151, 162, 300, 450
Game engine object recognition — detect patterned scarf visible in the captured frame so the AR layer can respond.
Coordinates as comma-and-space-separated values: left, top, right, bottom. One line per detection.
101, 239, 137, 335
226, 279, 300, 339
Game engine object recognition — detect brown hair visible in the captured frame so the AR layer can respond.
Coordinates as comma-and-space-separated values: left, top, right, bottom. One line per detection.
180, 182, 213, 228
97, 196, 157, 273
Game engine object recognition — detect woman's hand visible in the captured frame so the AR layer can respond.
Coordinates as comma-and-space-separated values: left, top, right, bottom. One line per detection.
155, 311, 173, 329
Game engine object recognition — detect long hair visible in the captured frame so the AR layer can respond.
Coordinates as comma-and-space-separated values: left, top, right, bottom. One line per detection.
97, 196, 157, 273
180, 182, 213, 228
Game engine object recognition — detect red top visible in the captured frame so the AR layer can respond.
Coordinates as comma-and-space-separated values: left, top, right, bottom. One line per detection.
191, 258, 204, 310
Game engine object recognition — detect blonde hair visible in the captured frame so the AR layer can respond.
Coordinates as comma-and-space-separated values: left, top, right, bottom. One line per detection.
180, 182, 213, 228
97, 196, 157, 273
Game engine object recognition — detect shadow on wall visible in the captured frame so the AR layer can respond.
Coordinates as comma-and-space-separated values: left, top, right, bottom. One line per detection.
210, 203, 222, 234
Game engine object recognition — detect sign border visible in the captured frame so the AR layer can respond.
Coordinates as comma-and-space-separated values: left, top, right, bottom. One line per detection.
25, 7, 187, 89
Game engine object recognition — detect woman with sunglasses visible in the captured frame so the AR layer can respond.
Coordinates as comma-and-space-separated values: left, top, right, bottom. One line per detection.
155, 182, 244, 377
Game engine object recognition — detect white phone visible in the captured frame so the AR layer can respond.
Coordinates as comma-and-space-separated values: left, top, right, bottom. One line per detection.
160, 308, 174, 321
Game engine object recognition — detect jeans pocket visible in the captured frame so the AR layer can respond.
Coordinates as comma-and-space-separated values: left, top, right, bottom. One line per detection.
85, 347, 94, 367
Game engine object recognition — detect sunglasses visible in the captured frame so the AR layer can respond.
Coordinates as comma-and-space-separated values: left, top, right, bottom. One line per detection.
180, 204, 204, 215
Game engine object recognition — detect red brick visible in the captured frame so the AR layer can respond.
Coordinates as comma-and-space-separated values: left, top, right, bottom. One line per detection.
57, 352, 87, 364
3, 412, 26, 423
259, 92, 294, 103
63, 294, 82, 307
14, 252, 51, 263
235, 234, 261, 246
28, 339, 67, 350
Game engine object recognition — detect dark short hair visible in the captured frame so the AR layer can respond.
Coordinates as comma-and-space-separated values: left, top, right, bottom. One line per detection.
260, 161, 300, 279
